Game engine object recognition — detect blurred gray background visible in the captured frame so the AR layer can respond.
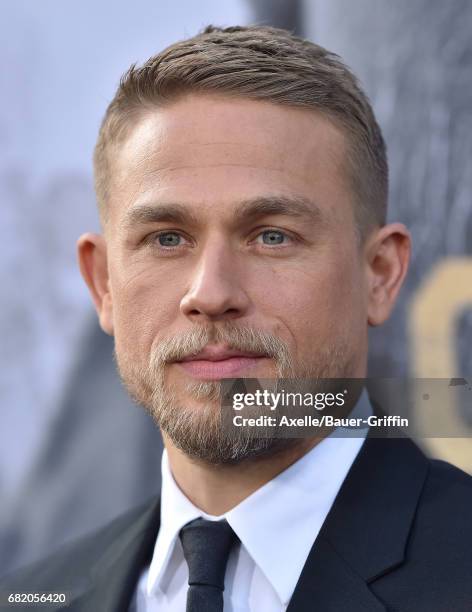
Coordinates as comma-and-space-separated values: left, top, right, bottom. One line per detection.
1, 0, 471, 576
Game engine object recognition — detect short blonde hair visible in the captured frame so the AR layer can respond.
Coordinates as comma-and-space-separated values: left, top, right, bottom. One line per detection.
94, 25, 388, 238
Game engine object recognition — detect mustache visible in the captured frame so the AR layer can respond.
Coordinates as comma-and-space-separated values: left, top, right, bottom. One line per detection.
149, 323, 294, 376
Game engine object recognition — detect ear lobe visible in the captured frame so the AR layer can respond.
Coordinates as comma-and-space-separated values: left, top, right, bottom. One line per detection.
77, 233, 114, 335
366, 223, 411, 327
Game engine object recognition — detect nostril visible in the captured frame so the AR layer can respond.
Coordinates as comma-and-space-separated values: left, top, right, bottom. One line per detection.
180, 281, 250, 319
187, 306, 241, 318
225, 308, 240, 316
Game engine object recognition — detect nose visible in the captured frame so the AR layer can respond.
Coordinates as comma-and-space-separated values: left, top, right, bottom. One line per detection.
180, 237, 251, 322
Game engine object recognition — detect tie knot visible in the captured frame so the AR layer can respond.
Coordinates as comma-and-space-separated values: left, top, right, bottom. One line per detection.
179, 518, 239, 589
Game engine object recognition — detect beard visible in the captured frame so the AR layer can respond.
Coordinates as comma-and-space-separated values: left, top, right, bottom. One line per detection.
115, 322, 356, 465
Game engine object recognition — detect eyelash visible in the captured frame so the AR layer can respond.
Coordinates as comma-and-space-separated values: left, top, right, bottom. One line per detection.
145, 228, 295, 251
253, 229, 294, 247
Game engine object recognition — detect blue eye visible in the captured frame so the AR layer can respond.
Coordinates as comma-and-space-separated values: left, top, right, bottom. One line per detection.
157, 232, 182, 247
260, 230, 286, 245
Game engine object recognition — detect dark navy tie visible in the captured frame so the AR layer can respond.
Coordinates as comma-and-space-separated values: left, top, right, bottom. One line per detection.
179, 518, 238, 612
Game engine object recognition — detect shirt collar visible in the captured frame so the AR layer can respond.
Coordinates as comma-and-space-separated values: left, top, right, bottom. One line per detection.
147, 389, 371, 605
145, 450, 204, 595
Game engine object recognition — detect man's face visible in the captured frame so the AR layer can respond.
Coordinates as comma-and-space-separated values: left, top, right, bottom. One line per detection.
93, 94, 371, 462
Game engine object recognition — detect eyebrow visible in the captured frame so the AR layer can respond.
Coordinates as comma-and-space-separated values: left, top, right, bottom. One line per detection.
121, 195, 323, 231
122, 202, 199, 230
235, 195, 322, 223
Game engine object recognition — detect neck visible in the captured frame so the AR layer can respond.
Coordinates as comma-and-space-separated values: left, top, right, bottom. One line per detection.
163, 434, 322, 515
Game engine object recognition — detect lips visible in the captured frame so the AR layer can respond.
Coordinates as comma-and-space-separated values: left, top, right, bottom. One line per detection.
175, 345, 268, 380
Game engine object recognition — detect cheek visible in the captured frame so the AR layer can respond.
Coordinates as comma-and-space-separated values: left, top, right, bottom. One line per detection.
110, 266, 183, 360
253, 254, 365, 346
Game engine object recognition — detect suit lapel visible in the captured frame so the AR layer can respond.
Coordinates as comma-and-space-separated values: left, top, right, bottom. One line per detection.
287, 535, 386, 611
287, 434, 429, 611
65, 497, 161, 611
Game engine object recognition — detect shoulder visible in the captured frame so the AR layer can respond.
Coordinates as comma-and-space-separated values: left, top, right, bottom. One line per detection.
373, 455, 472, 608
414, 455, 472, 535
425, 455, 472, 494
0, 497, 159, 597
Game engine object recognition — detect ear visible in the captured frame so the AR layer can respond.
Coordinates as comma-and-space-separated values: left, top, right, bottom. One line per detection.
77, 233, 114, 335
365, 223, 411, 326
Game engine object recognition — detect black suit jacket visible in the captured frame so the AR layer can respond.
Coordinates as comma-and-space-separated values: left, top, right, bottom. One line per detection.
2, 434, 472, 611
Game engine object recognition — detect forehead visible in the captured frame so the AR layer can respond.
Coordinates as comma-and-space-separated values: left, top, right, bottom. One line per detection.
108, 94, 352, 227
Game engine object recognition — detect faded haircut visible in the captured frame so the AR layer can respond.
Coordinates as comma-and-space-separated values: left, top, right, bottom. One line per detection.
94, 25, 388, 239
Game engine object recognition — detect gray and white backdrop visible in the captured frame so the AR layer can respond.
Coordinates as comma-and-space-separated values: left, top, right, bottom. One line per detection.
1, 0, 471, 576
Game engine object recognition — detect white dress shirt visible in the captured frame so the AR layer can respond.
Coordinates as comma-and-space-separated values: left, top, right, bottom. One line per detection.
132, 390, 371, 612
